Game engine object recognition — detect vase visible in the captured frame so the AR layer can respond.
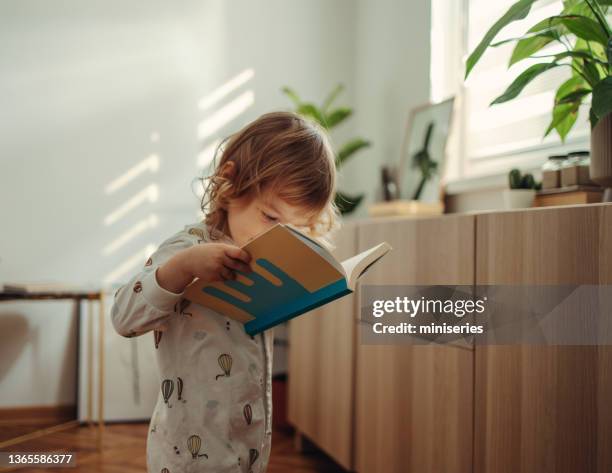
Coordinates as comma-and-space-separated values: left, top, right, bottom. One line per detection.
590, 113, 612, 202
502, 189, 535, 209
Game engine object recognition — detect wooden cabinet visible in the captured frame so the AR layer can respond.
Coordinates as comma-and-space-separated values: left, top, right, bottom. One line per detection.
287, 204, 612, 473
287, 222, 357, 470
354, 215, 475, 473
474, 205, 612, 473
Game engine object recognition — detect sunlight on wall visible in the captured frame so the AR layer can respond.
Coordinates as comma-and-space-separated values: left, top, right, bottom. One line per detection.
103, 131, 162, 285
103, 184, 159, 226
198, 68, 254, 112
102, 214, 159, 256
197, 139, 221, 169
105, 154, 160, 195
103, 244, 156, 284
197, 90, 255, 141
194, 69, 256, 220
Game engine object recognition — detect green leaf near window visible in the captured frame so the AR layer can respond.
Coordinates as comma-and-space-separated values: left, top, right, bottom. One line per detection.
465, 0, 611, 141
509, 32, 556, 66
465, 0, 538, 78
490, 62, 559, 105
561, 15, 608, 46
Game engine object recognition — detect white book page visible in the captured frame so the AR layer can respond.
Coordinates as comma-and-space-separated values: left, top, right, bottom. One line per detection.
341, 242, 392, 290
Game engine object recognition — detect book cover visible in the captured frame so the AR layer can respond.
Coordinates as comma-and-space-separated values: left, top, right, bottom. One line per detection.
183, 223, 391, 335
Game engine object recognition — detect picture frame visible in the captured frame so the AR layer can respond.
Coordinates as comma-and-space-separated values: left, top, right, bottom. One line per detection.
398, 97, 455, 203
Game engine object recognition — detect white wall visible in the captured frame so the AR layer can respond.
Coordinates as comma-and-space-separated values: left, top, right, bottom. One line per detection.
0, 0, 356, 408
0, 0, 430, 409
344, 0, 431, 215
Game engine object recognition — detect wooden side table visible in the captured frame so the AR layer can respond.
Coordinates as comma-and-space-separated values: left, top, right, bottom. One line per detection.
0, 289, 106, 451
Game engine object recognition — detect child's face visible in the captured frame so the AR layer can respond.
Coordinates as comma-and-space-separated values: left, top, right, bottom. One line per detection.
226, 190, 313, 247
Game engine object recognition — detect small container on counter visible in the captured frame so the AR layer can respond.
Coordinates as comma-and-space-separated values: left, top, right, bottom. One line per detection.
561, 150, 592, 187
541, 154, 567, 189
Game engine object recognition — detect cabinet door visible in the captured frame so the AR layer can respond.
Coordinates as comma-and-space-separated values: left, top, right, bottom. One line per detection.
355, 215, 475, 473
287, 223, 357, 470
475, 204, 612, 473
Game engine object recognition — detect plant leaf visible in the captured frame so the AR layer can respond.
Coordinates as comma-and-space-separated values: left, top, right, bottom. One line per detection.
607, 37, 612, 65
322, 84, 344, 112
566, 2, 597, 17
509, 32, 556, 65
557, 88, 591, 104
297, 103, 328, 128
490, 28, 558, 48
281, 87, 302, 108
325, 107, 353, 129
491, 62, 559, 105
591, 76, 612, 128
584, 0, 612, 36
336, 138, 371, 167
561, 15, 608, 46
552, 49, 609, 67
545, 101, 580, 141
509, 168, 522, 189
589, 107, 598, 128
582, 58, 603, 86
574, 37, 608, 60
563, 0, 582, 10
334, 190, 364, 215
528, 16, 565, 32
556, 75, 588, 101
465, 0, 538, 78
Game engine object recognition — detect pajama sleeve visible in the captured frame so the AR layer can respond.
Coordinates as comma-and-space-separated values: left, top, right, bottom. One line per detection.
110, 231, 194, 338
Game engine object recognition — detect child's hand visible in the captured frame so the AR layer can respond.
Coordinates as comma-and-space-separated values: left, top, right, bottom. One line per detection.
183, 243, 252, 284
156, 243, 252, 295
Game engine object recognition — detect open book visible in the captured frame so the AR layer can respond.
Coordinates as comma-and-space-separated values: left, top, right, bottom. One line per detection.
184, 223, 391, 335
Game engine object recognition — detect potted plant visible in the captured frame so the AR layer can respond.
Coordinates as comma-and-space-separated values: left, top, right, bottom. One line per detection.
282, 84, 371, 214
465, 0, 612, 201
504, 168, 542, 209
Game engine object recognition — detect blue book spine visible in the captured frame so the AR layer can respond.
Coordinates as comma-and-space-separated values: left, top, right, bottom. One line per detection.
244, 278, 352, 335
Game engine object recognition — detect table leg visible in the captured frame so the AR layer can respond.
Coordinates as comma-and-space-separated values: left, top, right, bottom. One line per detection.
87, 299, 93, 428
97, 293, 105, 451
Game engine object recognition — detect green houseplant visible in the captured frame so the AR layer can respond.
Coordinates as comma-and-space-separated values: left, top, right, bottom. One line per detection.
509, 168, 542, 190
504, 168, 542, 208
282, 84, 371, 214
465, 0, 612, 200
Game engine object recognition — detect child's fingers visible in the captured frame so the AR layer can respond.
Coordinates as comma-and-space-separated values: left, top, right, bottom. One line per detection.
223, 245, 251, 264
219, 265, 235, 280
223, 255, 251, 274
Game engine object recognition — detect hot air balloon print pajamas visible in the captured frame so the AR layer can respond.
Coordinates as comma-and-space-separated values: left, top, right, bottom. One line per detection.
111, 221, 274, 473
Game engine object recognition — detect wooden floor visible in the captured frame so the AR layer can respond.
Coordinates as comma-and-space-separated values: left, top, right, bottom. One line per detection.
1, 422, 346, 472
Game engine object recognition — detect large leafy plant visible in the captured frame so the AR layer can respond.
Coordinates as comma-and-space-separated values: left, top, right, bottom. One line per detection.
465, 0, 612, 142
282, 84, 371, 214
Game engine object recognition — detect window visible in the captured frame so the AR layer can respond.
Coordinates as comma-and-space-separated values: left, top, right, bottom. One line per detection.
432, 0, 591, 183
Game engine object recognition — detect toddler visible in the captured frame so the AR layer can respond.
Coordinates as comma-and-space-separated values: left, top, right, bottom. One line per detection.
111, 111, 340, 473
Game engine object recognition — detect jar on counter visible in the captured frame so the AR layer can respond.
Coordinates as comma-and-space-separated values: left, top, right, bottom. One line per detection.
561, 150, 592, 187
541, 155, 567, 189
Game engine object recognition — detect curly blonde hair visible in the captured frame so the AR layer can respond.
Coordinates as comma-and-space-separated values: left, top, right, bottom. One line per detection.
198, 111, 341, 248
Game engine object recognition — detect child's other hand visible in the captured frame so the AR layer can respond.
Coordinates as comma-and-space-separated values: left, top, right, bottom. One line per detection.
183, 243, 252, 284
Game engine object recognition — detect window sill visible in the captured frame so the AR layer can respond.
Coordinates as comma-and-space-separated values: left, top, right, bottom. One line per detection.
444, 168, 540, 196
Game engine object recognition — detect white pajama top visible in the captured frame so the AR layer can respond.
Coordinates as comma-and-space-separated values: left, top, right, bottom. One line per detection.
110, 221, 274, 473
